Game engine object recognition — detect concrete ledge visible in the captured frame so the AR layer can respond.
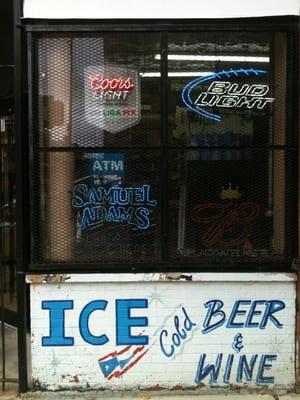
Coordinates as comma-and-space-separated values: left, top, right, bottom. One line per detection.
27, 272, 297, 284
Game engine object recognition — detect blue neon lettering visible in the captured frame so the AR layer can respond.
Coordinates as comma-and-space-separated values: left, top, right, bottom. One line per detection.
182, 68, 273, 123
72, 184, 157, 231
72, 184, 88, 208
134, 207, 151, 229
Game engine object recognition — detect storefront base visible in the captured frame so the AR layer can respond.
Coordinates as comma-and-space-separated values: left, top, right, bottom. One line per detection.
29, 273, 296, 392
17, 390, 300, 400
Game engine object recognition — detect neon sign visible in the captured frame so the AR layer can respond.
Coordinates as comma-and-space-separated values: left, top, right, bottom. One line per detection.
90, 153, 125, 186
89, 75, 135, 92
182, 68, 275, 122
89, 75, 135, 102
90, 153, 124, 176
85, 64, 141, 133
191, 201, 261, 248
72, 184, 157, 231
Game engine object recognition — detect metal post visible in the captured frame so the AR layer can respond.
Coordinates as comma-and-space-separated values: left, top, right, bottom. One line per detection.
160, 32, 169, 262
13, 0, 28, 393
0, 110, 5, 391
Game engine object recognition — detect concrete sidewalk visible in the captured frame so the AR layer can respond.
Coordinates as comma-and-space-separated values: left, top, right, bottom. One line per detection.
1, 392, 300, 400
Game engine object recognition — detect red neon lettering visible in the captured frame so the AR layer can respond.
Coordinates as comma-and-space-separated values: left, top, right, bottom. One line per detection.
89, 75, 135, 92
191, 202, 261, 248
110, 78, 120, 90
123, 109, 136, 117
101, 78, 110, 91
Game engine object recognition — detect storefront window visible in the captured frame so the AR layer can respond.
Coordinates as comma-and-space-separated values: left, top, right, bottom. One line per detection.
167, 32, 287, 263
33, 33, 161, 263
30, 30, 293, 266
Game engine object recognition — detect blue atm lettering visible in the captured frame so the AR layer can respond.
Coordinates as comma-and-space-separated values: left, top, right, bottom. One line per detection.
41, 299, 148, 346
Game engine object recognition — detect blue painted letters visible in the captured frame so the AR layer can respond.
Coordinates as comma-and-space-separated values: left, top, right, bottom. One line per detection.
42, 298, 149, 347
195, 353, 223, 384
195, 353, 277, 385
256, 355, 277, 384
42, 300, 74, 346
202, 300, 226, 334
160, 307, 196, 358
227, 300, 252, 328
79, 300, 109, 345
202, 299, 285, 333
116, 299, 149, 346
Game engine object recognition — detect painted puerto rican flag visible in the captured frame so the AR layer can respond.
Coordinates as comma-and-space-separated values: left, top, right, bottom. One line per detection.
98, 344, 149, 380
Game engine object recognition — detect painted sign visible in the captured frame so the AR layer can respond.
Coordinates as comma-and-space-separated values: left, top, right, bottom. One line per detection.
182, 68, 275, 122
85, 64, 141, 133
30, 278, 295, 391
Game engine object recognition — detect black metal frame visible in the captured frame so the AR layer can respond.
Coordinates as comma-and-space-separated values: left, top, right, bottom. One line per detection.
14, 0, 28, 393
0, 106, 19, 391
285, 31, 299, 258
21, 16, 299, 275
23, 16, 299, 32
0, 0, 25, 393
8, 13, 297, 395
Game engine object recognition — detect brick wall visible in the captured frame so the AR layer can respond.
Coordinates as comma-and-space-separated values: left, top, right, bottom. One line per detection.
30, 275, 295, 391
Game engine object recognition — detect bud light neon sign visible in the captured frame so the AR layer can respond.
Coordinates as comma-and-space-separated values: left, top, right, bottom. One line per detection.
182, 69, 275, 123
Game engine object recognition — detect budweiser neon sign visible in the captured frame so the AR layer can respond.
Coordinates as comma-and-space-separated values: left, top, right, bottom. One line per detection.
182, 68, 275, 123
89, 75, 135, 92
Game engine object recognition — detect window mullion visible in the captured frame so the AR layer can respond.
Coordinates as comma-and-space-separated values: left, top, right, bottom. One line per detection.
160, 31, 169, 262
285, 31, 298, 259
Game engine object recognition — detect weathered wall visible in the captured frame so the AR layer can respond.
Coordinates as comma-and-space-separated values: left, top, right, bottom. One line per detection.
30, 274, 296, 391
23, 0, 300, 19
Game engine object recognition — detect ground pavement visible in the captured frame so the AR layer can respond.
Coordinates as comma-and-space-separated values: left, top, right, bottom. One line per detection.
2, 391, 300, 400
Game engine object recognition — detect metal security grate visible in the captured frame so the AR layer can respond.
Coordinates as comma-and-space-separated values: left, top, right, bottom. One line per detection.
168, 149, 287, 264
30, 30, 296, 268
33, 149, 161, 263
165, 31, 295, 265
31, 33, 161, 264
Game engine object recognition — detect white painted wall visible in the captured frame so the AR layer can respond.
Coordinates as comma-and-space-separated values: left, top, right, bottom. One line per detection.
23, 0, 300, 19
30, 277, 295, 391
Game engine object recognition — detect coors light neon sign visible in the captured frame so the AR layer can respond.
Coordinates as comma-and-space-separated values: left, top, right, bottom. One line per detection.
89, 75, 135, 100
182, 68, 275, 123
85, 65, 141, 133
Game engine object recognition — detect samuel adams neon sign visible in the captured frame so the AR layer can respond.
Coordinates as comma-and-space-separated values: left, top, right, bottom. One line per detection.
182, 68, 275, 123
72, 184, 157, 231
